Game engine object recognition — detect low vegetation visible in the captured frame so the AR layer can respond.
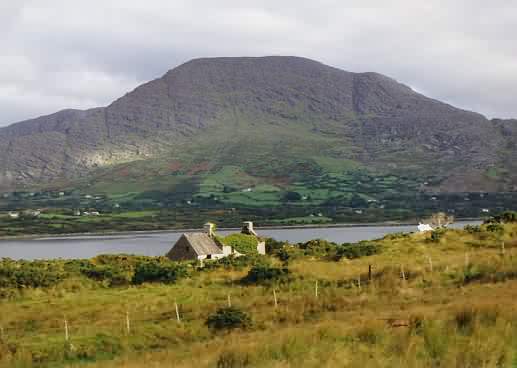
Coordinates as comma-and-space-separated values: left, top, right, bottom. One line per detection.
2, 215, 517, 367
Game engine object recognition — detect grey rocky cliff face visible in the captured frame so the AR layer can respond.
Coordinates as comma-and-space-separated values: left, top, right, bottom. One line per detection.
0, 56, 515, 189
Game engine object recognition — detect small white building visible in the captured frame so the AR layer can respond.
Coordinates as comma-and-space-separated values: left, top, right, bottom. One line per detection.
417, 223, 434, 232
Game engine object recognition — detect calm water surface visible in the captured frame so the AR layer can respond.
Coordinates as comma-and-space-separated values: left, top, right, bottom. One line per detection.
0, 221, 479, 260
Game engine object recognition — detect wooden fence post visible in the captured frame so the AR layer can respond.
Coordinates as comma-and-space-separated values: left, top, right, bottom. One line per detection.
273, 289, 278, 308
175, 301, 181, 323
126, 310, 130, 335
315, 280, 319, 299
501, 242, 506, 256
64, 318, 69, 342
227, 294, 232, 308
368, 265, 372, 281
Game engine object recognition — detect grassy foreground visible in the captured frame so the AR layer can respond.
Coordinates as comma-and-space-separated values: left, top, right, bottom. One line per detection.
1, 216, 517, 367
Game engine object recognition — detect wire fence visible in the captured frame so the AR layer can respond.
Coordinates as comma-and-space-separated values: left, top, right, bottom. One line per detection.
1, 254, 507, 345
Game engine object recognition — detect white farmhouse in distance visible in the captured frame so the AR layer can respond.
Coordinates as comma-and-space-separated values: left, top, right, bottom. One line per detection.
417, 223, 434, 232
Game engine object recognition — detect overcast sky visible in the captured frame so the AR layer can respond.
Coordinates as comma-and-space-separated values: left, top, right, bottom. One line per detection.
1, 1, 516, 126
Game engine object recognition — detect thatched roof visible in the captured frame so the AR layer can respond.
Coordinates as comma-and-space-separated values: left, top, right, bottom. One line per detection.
181, 233, 222, 256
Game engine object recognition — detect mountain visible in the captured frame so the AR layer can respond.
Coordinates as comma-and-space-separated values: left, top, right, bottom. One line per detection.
1, 56, 516, 202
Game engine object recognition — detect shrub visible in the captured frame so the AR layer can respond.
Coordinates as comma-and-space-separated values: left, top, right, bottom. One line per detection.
241, 263, 289, 285
0, 260, 64, 288
429, 228, 447, 243
383, 232, 410, 240
265, 237, 286, 254
465, 225, 482, 234
486, 211, 517, 224
486, 223, 504, 233
335, 242, 381, 260
132, 260, 188, 284
206, 307, 251, 331
273, 246, 302, 265
80, 262, 133, 286
203, 254, 264, 271
297, 239, 338, 257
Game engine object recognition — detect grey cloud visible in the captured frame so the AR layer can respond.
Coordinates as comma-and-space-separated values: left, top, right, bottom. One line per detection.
1, 0, 516, 126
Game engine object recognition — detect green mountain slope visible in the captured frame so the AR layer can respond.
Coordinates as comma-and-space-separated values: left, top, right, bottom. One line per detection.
1, 56, 516, 218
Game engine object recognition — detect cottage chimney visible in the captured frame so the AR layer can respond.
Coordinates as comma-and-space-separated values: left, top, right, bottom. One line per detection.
204, 222, 215, 238
241, 221, 257, 236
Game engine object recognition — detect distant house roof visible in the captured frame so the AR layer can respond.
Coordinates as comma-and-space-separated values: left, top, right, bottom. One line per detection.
183, 233, 222, 255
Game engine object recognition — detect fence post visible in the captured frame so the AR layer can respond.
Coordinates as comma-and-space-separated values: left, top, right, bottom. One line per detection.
315, 280, 319, 299
227, 294, 232, 308
126, 310, 131, 335
175, 301, 181, 323
273, 289, 278, 308
501, 242, 506, 256
368, 265, 372, 281
64, 318, 69, 342
401, 265, 406, 282
427, 256, 433, 272
357, 276, 361, 290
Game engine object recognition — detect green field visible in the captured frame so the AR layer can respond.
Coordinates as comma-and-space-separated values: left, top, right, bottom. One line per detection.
2, 214, 517, 367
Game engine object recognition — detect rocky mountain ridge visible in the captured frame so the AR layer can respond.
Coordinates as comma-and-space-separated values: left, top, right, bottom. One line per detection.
0, 56, 515, 192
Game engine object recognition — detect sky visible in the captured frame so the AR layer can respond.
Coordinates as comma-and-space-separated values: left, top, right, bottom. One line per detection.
1, 0, 516, 127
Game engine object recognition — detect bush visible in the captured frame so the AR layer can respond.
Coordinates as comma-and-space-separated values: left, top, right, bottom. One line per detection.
241, 263, 289, 285
383, 232, 410, 240
486, 223, 504, 233
297, 239, 338, 257
486, 211, 517, 224
206, 307, 252, 331
273, 246, 302, 265
0, 259, 64, 288
81, 264, 132, 286
265, 238, 286, 254
335, 242, 381, 260
203, 254, 264, 271
429, 228, 447, 243
465, 225, 482, 234
132, 260, 188, 284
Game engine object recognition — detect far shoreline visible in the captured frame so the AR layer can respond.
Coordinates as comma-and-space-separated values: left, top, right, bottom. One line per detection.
0, 217, 482, 241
